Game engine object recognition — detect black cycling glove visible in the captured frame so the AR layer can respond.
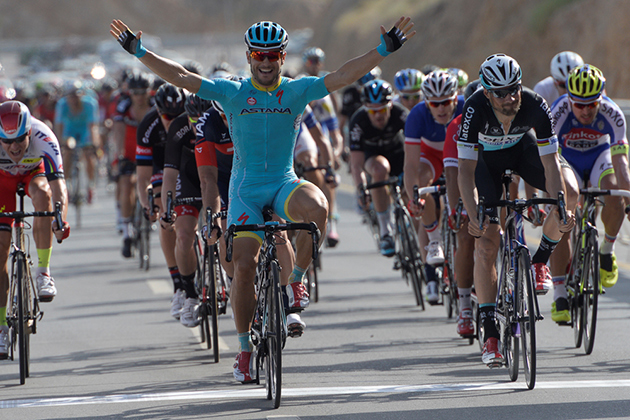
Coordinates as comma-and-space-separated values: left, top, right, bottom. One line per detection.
117, 29, 147, 58
377, 26, 407, 57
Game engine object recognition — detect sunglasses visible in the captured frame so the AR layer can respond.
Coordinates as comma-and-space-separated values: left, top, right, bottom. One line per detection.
489, 84, 521, 99
249, 50, 284, 62
401, 92, 421, 101
427, 96, 456, 108
188, 116, 198, 124
130, 89, 148, 95
1, 133, 27, 145
571, 100, 600, 110
160, 113, 177, 121
366, 104, 391, 115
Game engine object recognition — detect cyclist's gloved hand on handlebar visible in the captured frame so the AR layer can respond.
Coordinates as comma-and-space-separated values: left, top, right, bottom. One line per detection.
324, 167, 340, 187
52, 221, 70, 242
159, 211, 176, 230
552, 207, 575, 233
406, 197, 425, 219
527, 205, 546, 227
447, 208, 467, 232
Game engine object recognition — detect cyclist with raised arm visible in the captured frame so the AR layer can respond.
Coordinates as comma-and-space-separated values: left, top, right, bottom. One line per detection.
0, 101, 70, 357
458, 54, 576, 367
404, 70, 463, 303
54, 81, 100, 204
549, 64, 630, 322
111, 15, 415, 384
534, 51, 584, 106
349, 80, 407, 257
136, 83, 188, 320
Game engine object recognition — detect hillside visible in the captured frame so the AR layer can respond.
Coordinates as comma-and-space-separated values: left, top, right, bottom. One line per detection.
2, 0, 630, 96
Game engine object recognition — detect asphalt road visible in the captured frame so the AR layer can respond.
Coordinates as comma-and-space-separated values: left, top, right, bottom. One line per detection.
1, 176, 630, 420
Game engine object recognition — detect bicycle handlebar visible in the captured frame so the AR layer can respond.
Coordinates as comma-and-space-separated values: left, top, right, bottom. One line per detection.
225, 221, 320, 263
580, 187, 630, 199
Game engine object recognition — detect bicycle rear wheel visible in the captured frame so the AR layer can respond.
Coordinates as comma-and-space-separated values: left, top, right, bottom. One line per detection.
517, 249, 536, 389
208, 245, 220, 363
265, 260, 283, 408
581, 230, 599, 355
442, 225, 458, 319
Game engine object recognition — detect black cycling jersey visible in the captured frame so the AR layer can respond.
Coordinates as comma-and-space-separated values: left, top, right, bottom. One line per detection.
164, 114, 200, 202
340, 85, 363, 119
136, 107, 168, 172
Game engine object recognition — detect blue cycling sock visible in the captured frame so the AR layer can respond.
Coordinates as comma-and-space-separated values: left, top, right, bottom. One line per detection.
288, 266, 306, 284
238, 332, 252, 352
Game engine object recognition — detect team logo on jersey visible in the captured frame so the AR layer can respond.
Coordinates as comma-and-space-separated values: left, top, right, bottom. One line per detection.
195, 147, 203, 154
240, 107, 291, 115
247, 97, 257, 106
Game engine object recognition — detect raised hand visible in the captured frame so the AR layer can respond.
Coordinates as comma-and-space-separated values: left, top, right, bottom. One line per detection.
110, 19, 147, 57
377, 16, 417, 57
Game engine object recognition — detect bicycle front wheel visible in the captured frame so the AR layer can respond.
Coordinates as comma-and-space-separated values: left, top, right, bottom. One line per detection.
265, 260, 283, 408
398, 209, 425, 309
581, 229, 599, 355
15, 254, 30, 384
517, 249, 536, 389
209, 246, 220, 363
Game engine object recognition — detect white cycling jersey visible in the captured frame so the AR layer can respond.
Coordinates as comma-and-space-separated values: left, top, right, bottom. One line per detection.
533, 76, 560, 107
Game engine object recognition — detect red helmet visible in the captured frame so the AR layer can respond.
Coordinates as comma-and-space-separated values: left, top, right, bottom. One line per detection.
0, 101, 31, 140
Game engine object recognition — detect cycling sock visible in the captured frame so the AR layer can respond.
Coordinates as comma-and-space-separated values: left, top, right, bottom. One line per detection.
479, 304, 499, 341
122, 217, 132, 238
0, 308, 6, 327
181, 272, 198, 299
424, 264, 437, 283
532, 234, 559, 264
238, 331, 253, 352
423, 221, 440, 243
600, 253, 613, 272
552, 276, 567, 300
169, 266, 183, 292
377, 208, 392, 237
600, 233, 616, 255
288, 266, 306, 284
37, 247, 52, 268
458, 287, 472, 310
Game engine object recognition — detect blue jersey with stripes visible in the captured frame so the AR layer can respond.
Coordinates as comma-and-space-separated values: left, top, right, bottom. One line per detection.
404, 96, 465, 151
197, 76, 330, 174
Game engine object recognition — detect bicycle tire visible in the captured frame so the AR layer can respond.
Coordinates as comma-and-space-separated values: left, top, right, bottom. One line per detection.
16, 254, 29, 384
198, 241, 210, 346
366, 208, 381, 251
442, 223, 458, 319
140, 217, 151, 271
398, 209, 424, 308
209, 245, 220, 363
71, 162, 82, 229
581, 229, 599, 355
265, 260, 283, 408
517, 249, 536, 389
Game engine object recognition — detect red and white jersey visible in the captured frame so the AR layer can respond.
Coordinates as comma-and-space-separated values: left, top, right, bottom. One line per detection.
0, 118, 64, 177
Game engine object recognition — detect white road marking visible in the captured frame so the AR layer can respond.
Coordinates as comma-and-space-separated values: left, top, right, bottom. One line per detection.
2, 380, 630, 409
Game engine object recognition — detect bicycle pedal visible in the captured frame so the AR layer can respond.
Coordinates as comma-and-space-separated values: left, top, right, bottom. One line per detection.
535, 289, 549, 296
287, 325, 304, 338
38, 296, 54, 303
557, 321, 571, 326
487, 361, 504, 369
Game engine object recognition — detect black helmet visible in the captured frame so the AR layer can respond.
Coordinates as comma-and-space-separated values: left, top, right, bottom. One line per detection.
154, 83, 186, 117
184, 94, 213, 119
127, 71, 152, 90
361, 79, 393, 105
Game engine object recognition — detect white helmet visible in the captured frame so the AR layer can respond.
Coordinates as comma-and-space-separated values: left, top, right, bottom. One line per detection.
421, 70, 458, 99
479, 54, 522, 89
550, 51, 584, 83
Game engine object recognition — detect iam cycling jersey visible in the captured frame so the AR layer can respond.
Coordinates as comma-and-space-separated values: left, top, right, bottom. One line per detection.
457, 87, 558, 160
551, 94, 628, 187
195, 76, 329, 234
113, 97, 140, 163
194, 107, 233, 211
0, 118, 63, 179
164, 114, 201, 217
54, 95, 99, 147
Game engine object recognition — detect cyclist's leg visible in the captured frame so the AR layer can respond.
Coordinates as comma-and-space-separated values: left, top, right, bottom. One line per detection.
418, 149, 445, 266
174, 208, 201, 327
364, 155, 394, 253
598, 166, 623, 287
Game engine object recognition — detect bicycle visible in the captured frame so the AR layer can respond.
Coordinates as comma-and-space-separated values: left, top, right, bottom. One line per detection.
441, 198, 464, 320
65, 138, 87, 229
561, 184, 630, 355
199, 208, 229, 363
226, 212, 320, 408
2, 184, 64, 384
478, 169, 566, 390
362, 177, 444, 309
132, 186, 155, 271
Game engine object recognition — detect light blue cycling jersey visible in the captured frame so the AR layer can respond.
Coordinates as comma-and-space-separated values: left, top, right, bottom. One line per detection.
197, 76, 329, 174
54, 95, 99, 147
196, 75, 330, 236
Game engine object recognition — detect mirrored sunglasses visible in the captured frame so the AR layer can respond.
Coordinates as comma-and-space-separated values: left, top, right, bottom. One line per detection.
571, 100, 600, 110
427, 96, 456, 108
249, 50, 283, 62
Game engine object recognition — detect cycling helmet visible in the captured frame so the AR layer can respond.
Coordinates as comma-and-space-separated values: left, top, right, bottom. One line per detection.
244, 21, 289, 51
154, 83, 187, 117
184, 94, 213, 119
479, 54, 522, 90
357, 66, 382, 86
210, 62, 234, 75
303, 47, 325, 62
448, 68, 469, 88
0, 101, 31, 140
421, 70, 458, 99
127, 71, 152, 90
463, 79, 482, 100
63, 80, 83, 96
566, 64, 605, 102
183, 60, 204, 75
394, 68, 424, 92
361, 80, 393, 105
550, 51, 584, 83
